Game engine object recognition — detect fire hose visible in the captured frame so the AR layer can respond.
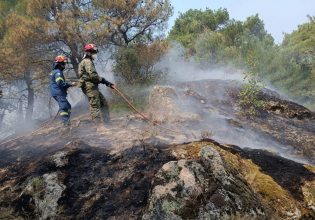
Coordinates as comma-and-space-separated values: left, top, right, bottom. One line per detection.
111, 85, 185, 135
0, 85, 186, 146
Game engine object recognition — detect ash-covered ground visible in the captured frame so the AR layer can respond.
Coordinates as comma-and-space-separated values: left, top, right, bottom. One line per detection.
0, 79, 314, 219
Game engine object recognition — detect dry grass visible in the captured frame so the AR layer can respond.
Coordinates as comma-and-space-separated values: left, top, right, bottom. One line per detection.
0, 207, 21, 220
304, 164, 315, 173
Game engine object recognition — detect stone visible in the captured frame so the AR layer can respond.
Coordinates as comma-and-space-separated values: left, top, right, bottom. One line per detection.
51, 151, 69, 167
147, 86, 201, 123
143, 146, 269, 220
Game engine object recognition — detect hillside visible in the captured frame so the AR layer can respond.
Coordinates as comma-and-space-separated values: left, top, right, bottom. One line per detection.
0, 79, 314, 219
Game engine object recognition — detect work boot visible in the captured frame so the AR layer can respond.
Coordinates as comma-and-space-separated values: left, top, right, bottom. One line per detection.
102, 118, 112, 126
64, 120, 71, 129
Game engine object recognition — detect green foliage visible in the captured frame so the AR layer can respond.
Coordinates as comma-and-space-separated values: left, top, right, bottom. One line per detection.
169, 7, 315, 109
113, 41, 167, 85
169, 8, 229, 50
243, 14, 268, 40
194, 31, 225, 64
238, 51, 264, 116
0, 0, 173, 128
170, 11, 274, 69
277, 18, 315, 107
31, 177, 45, 193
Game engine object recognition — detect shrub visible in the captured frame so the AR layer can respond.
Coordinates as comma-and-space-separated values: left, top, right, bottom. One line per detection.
238, 50, 264, 116
113, 41, 168, 85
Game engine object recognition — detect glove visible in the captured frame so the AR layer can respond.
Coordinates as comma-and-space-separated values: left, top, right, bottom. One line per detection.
100, 77, 114, 88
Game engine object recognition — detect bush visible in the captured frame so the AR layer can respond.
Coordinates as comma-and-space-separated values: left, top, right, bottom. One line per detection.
238, 50, 265, 116
113, 41, 168, 85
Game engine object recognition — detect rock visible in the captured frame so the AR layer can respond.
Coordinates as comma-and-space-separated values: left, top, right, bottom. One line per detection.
199, 146, 230, 184
263, 99, 314, 120
20, 172, 65, 220
1, 80, 315, 219
302, 180, 315, 212
51, 151, 69, 167
147, 86, 201, 123
143, 146, 269, 220
37, 172, 65, 220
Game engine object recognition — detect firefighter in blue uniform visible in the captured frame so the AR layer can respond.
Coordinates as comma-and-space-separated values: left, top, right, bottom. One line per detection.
50, 55, 73, 128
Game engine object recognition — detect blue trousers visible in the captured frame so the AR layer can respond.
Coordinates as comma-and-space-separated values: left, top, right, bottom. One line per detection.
53, 95, 71, 125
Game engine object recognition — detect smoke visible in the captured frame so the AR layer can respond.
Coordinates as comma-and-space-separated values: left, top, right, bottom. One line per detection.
155, 43, 244, 84
0, 42, 312, 165
0, 85, 48, 139
0, 50, 117, 141
150, 43, 312, 165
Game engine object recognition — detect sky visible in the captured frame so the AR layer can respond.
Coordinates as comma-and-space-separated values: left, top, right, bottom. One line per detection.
168, 0, 315, 44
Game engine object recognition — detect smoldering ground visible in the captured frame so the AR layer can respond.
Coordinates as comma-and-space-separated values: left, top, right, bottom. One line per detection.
149, 44, 314, 165
0, 55, 114, 140
0, 44, 314, 165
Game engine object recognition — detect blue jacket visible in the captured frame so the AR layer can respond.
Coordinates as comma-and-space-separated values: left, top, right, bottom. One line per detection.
50, 68, 71, 97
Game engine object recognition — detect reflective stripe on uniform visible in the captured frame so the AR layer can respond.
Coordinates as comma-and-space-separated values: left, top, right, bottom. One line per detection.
60, 111, 69, 116
55, 77, 64, 82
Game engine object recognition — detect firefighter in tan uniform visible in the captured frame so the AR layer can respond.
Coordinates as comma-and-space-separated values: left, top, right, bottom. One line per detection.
78, 44, 114, 124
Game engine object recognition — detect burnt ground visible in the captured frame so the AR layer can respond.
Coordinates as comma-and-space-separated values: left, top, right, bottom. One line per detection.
0, 136, 314, 219
59, 142, 173, 219
1, 138, 175, 220
0, 79, 314, 219
177, 80, 315, 164
210, 140, 315, 201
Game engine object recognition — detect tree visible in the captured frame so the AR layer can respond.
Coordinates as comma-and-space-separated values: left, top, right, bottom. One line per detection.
24, 0, 173, 77
243, 14, 268, 40
0, 0, 173, 125
0, 10, 54, 122
113, 40, 168, 84
194, 31, 225, 64
169, 8, 229, 50
275, 17, 315, 106
94, 0, 173, 46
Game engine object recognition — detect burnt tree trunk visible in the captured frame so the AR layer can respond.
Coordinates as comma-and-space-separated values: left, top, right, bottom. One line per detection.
69, 43, 82, 78
25, 72, 34, 122
0, 109, 5, 126
15, 98, 24, 134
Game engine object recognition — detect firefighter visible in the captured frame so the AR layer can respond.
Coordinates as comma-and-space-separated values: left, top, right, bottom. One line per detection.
78, 43, 114, 124
50, 55, 74, 129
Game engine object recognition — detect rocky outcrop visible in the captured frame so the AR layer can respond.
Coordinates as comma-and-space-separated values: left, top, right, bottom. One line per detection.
172, 140, 315, 219
6, 150, 70, 220
147, 86, 201, 123
0, 136, 314, 220
148, 80, 315, 164
258, 91, 315, 120
0, 80, 314, 219
143, 146, 269, 220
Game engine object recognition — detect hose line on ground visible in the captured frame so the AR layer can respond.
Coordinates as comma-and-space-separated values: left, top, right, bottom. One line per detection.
0, 111, 60, 146
0, 85, 187, 146
111, 86, 185, 135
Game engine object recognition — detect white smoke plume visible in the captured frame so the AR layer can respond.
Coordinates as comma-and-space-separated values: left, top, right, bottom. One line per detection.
151, 43, 312, 165
155, 43, 244, 83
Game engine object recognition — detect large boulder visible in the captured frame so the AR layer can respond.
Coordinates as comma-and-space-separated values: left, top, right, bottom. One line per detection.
143, 146, 269, 220
147, 86, 201, 123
